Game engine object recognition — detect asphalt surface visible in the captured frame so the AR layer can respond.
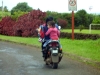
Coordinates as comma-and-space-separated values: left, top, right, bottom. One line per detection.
0, 41, 100, 75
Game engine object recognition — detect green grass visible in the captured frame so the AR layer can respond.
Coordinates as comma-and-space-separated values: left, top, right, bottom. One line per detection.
0, 35, 41, 47
0, 34, 100, 62
60, 38, 100, 61
61, 29, 100, 34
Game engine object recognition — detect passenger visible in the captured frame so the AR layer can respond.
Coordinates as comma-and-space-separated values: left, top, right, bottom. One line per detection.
43, 21, 60, 47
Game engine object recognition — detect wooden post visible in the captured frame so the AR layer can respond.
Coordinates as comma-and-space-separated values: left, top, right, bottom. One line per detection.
72, 11, 74, 40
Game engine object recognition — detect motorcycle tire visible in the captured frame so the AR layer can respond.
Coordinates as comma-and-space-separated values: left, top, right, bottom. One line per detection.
52, 63, 58, 69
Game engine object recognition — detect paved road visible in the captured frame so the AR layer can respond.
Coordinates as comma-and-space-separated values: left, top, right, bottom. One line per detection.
0, 41, 100, 75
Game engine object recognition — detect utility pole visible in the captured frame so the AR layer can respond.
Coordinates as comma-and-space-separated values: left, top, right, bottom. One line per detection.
1, 0, 4, 16
2, 0, 3, 12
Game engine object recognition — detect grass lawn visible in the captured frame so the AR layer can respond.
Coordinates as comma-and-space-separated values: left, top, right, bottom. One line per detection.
60, 38, 100, 61
61, 29, 100, 34
0, 35, 40, 47
0, 34, 100, 68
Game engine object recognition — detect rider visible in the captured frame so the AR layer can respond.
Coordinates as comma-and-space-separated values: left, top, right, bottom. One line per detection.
37, 16, 60, 59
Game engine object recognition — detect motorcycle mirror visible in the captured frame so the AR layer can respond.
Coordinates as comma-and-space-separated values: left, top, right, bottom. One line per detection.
58, 26, 61, 30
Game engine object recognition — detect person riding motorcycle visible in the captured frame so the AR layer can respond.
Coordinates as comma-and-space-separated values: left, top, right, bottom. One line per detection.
37, 16, 60, 60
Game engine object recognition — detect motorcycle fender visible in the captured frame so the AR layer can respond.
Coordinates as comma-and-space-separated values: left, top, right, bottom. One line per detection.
51, 55, 59, 63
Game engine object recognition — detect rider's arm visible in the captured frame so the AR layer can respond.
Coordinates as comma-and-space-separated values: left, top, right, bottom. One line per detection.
45, 28, 51, 36
37, 26, 41, 32
57, 30, 60, 37
55, 24, 59, 30
36, 26, 41, 37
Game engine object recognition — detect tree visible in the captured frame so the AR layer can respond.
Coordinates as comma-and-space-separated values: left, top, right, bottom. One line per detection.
0, 6, 8, 12
11, 2, 33, 15
87, 14, 94, 25
46, 11, 60, 22
0, 6, 2, 11
4, 6, 8, 12
75, 9, 88, 27
92, 15, 100, 24
79, 25, 84, 32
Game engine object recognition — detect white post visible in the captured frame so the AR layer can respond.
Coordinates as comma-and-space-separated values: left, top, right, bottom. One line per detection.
89, 24, 91, 34
2, 0, 3, 12
89, 24, 100, 34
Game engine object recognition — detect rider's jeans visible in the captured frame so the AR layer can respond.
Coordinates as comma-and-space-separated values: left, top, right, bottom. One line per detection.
43, 40, 50, 48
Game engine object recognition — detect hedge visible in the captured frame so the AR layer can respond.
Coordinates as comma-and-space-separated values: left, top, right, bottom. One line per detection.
60, 32, 100, 40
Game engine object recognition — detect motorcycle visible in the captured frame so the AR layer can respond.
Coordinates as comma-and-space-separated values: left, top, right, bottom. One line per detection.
43, 40, 63, 69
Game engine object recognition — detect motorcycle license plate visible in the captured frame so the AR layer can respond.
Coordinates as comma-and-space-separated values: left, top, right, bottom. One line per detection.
52, 50, 58, 53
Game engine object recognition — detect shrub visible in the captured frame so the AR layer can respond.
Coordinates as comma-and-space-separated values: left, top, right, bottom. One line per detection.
0, 16, 15, 35
79, 25, 84, 32
0, 10, 46, 37
11, 11, 28, 20
60, 32, 100, 40
57, 19, 68, 28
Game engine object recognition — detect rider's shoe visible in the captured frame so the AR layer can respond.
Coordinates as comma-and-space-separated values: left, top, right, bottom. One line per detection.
43, 56, 47, 61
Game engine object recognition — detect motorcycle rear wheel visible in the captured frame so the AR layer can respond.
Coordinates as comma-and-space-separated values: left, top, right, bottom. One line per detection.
45, 62, 49, 65
52, 63, 58, 69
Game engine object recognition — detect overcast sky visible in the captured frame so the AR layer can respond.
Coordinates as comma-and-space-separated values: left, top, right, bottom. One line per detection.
1, 0, 100, 14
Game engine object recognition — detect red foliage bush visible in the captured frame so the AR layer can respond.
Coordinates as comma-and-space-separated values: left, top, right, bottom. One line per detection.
0, 10, 46, 37
0, 17, 16, 35
57, 19, 68, 28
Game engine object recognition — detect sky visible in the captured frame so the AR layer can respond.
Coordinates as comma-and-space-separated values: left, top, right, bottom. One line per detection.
0, 0, 100, 14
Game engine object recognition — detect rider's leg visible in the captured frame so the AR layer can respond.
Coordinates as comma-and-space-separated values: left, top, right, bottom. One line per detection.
42, 40, 50, 60
43, 40, 49, 48
41, 42, 45, 57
